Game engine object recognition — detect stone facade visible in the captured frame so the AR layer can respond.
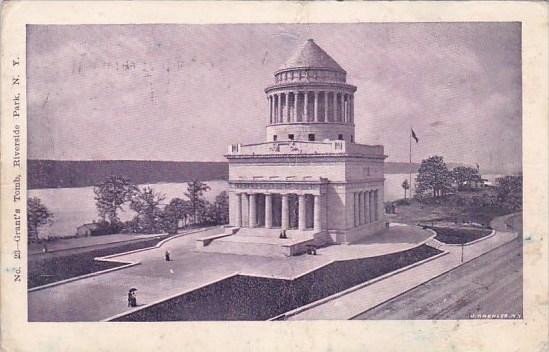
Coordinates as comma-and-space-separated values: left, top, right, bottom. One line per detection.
225, 39, 386, 244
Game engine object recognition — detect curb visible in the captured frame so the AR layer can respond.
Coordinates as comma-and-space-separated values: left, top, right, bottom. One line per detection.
426, 226, 497, 247
29, 234, 165, 256
96, 226, 217, 260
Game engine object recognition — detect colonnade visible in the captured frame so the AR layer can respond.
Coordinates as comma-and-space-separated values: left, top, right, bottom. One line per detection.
353, 189, 379, 227
268, 91, 354, 124
236, 192, 322, 232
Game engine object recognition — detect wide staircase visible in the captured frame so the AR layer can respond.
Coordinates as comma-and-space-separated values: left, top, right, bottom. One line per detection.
195, 227, 332, 257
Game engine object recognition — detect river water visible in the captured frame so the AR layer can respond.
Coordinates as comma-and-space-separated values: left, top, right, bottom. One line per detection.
29, 173, 503, 237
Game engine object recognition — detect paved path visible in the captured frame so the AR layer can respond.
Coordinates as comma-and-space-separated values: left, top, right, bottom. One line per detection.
353, 236, 522, 319
29, 233, 164, 255
28, 225, 432, 321
287, 215, 519, 320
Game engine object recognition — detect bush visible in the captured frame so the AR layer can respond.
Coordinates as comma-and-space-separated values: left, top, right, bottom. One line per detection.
393, 198, 411, 206
90, 221, 123, 236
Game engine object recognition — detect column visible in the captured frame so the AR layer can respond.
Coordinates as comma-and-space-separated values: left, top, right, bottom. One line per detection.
281, 194, 289, 230
368, 191, 374, 222
292, 91, 298, 122
353, 192, 358, 226
337, 94, 343, 121
358, 192, 364, 225
277, 93, 282, 123
280, 93, 284, 122
298, 194, 306, 230
342, 94, 349, 123
374, 189, 379, 221
269, 96, 273, 124
286, 92, 291, 122
314, 91, 319, 122
363, 191, 368, 224
249, 193, 257, 228
303, 91, 309, 122
314, 194, 321, 232
350, 95, 354, 123
364, 191, 370, 224
332, 92, 337, 122
324, 92, 329, 121
236, 193, 243, 227
265, 193, 272, 229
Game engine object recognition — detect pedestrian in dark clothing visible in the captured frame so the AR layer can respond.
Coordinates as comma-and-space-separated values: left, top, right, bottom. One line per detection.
165, 250, 171, 261
128, 288, 137, 307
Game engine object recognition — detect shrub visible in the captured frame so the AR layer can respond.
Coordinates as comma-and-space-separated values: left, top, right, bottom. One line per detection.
394, 198, 411, 206
81, 221, 122, 236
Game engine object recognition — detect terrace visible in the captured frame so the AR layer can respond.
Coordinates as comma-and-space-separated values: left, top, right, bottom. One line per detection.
226, 140, 384, 157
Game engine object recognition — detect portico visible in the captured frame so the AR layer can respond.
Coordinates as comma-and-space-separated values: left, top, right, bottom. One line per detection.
235, 191, 323, 232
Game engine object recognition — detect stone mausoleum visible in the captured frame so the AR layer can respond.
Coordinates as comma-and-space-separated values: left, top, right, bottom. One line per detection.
200, 39, 386, 256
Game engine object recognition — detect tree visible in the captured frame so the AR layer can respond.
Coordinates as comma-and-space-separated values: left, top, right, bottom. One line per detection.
496, 175, 522, 211
415, 155, 452, 198
184, 180, 211, 224
213, 191, 229, 224
401, 179, 410, 199
129, 186, 166, 233
28, 197, 53, 242
452, 166, 481, 190
201, 201, 218, 225
163, 197, 191, 234
94, 176, 137, 224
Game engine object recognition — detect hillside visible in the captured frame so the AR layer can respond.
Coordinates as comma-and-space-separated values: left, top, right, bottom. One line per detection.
28, 160, 228, 189
28, 160, 467, 189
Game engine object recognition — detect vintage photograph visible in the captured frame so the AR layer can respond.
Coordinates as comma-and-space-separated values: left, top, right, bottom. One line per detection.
26, 23, 523, 322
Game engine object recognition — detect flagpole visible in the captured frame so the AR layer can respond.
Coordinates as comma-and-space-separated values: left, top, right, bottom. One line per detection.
409, 129, 412, 198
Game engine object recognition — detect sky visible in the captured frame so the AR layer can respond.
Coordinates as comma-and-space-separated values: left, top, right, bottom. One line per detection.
27, 23, 522, 174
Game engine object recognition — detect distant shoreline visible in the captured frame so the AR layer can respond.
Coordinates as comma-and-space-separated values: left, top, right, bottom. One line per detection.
28, 159, 478, 190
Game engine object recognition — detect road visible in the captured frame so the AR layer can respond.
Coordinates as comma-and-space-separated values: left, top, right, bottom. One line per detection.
353, 236, 522, 320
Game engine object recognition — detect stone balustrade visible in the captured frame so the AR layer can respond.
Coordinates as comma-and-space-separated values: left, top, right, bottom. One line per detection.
227, 140, 384, 157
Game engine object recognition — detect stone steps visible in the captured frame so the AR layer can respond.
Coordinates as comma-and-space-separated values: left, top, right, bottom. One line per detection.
236, 227, 316, 239
196, 227, 333, 257
198, 236, 310, 257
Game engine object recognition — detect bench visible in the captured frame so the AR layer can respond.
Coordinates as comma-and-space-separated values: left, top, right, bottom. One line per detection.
195, 233, 232, 248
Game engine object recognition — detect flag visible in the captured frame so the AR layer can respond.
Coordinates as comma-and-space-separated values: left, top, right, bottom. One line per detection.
411, 129, 419, 143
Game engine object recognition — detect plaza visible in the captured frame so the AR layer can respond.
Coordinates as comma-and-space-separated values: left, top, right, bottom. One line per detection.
27, 216, 518, 322
28, 224, 435, 321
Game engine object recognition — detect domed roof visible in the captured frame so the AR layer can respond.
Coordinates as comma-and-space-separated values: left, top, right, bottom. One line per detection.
279, 39, 345, 73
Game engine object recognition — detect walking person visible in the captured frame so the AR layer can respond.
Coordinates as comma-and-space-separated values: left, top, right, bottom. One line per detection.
128, 288, 138, 307
165, 250, 171, 261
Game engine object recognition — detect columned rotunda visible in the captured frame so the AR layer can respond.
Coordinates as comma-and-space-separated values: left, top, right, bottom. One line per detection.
217, 39, 385, 255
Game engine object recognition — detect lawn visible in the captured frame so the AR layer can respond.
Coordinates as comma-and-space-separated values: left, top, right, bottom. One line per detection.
28, 235, 169, 288
429, 226, 493, 245
388, 189, 511, 227
112, 244, 442, 321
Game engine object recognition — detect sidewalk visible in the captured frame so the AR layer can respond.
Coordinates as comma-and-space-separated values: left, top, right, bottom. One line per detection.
29, 233, 165, 255
286, 217, 518, 320
28, 225, 433, 321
